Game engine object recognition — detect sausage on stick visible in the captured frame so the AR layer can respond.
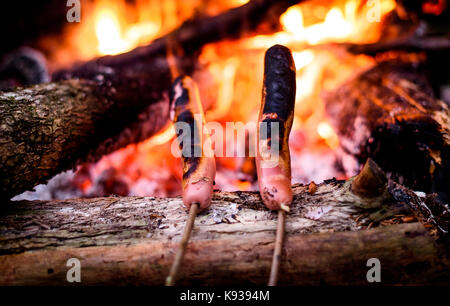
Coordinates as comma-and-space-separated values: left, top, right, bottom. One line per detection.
256, 45, 296, 286
166, 76, 216, 286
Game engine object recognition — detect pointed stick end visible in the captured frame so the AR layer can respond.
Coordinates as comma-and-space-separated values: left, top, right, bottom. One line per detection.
165, 276, 173, 286
280, 203, 290, 213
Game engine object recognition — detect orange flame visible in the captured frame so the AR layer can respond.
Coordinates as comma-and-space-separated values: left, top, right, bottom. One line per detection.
95, 8, 159, 55
47, 0, 400, 196
248, 0, 396, 48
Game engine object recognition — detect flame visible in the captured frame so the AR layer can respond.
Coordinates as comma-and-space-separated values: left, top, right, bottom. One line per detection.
205, 58, 239, 121
292, 50, 315, 70
281, 5, 304, 35
95, 9, 126, 55
39, 0, 400, 199
317, 122, 339, 149
140, 123, 176, 151
422, 0, 446, 15
248, 0, 396, 48
44, 0, 250, 67
95, 6, 159, 55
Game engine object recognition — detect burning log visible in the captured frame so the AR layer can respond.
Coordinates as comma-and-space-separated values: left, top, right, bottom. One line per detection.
0, 176, 448, 285
0, 0, 304, 200
324, 60, 450, 204
52, 0, 305, 84
342, 36, 450, 55
0, 80, 169, 201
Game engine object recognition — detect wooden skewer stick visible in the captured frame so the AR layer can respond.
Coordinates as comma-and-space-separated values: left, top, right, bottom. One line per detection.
268, 204, 289, 286
165, 203, 199, 286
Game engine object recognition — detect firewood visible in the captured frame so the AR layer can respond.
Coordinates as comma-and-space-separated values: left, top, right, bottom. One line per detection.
341, 36, 450, 55
0, 179, 448, 285
324, 60, 450, 204
0, 80, 169, 200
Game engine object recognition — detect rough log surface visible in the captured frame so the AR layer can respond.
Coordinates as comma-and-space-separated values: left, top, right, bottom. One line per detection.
324, 61, 450, 203
0, 180, 448, 285
0, 80, 169, 200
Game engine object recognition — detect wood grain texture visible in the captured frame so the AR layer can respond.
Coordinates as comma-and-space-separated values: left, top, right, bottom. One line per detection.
0, 80, 169, 200
0, 180, 448, 285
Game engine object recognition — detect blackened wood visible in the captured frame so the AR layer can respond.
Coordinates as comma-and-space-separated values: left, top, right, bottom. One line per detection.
343, 36, 450, 55
324, 61, 450, 203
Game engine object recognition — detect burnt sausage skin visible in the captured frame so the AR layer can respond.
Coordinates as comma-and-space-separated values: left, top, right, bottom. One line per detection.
170, 76, 216, 210
256, 45, 296, 210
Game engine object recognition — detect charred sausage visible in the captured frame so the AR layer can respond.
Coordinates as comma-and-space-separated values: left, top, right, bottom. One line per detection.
170, 76, 216, 210
256, 45, 296, 211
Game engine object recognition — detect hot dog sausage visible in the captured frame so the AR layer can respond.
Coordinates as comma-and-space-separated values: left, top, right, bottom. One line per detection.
170, 76, 216, 210
256, 45, 296, 211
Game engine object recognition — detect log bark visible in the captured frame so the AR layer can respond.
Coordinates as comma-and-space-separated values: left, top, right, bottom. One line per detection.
0, 180, 448, 285
0, 80, 169, 200
324, 60, 450, 203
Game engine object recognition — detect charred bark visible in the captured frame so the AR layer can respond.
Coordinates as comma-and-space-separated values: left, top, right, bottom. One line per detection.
324, 61, 450, 203
0, 80, 169, 201
0, 180, 448, 285
343, 36, 450, 55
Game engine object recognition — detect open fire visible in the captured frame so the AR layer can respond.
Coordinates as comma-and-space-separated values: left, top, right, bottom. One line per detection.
13, 0, 419, 200
1, 0, 450, 288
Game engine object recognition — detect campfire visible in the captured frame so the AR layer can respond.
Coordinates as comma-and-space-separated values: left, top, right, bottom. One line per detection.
0, 0, 449, 287
7, 0, 442, 202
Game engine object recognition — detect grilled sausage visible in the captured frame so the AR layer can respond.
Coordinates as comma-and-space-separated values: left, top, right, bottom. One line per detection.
170, 76, 216, 210
256, 45, 296, 211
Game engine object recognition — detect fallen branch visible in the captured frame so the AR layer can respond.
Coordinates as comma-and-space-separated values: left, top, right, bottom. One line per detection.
0, 178, 448, 285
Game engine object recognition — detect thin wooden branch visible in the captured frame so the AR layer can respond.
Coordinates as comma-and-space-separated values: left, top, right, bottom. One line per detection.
166, 203, 198, 286
268, 210, 286, 286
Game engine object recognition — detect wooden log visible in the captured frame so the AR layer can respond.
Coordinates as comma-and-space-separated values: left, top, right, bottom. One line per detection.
0, 80, 169, 201
0, 180, 448, 285
342, 36, 450, 55
324, 60, 450, 203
